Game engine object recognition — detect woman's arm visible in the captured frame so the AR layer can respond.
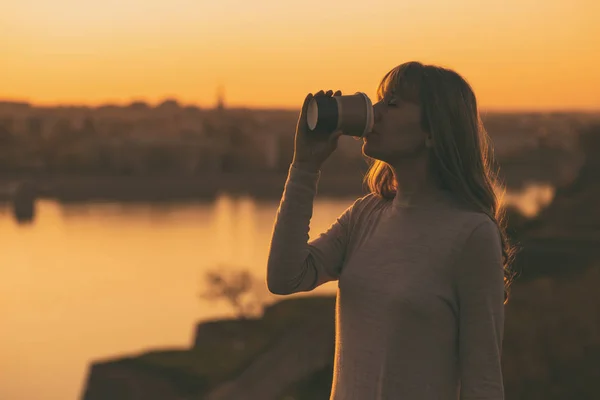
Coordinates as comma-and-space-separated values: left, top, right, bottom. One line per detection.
456, 218, 506, 400
266, 164, 356, 295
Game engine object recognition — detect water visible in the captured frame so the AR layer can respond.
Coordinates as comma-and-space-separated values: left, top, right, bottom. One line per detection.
0, 186, 553, 400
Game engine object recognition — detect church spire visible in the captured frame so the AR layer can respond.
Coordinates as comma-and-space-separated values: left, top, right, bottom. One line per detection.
216, 84, 225, 111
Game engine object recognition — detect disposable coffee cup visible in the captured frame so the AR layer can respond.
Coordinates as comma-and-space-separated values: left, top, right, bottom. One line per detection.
306, 92, 374, 138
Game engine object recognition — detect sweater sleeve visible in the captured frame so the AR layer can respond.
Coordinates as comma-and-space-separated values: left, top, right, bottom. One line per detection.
456, 218, 506, 400
266, 164, 355, 295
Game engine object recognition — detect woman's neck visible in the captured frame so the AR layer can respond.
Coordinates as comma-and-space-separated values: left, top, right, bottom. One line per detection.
389, 155, 445, 207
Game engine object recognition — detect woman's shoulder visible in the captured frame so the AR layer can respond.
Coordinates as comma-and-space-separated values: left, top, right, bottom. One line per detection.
451, 207, 494, 225
342, 192, 391, 230
350, 192, 389, 215
446, 209, 501, 249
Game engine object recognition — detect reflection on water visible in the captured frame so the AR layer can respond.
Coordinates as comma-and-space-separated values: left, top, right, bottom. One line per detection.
0, 185, 553, 400
0, 196, 345, 400
501, 183, 555, 218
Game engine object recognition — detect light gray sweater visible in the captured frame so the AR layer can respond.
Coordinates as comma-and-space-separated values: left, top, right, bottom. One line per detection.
267, 165, 505, 400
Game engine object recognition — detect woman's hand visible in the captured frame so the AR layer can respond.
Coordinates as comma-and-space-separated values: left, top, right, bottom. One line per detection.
292, 89, 343, 172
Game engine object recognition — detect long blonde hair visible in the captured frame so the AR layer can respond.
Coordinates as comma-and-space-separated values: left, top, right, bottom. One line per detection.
364, 61, 516, 302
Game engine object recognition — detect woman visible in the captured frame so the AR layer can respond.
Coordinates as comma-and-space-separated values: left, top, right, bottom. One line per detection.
266, 61, 515, 400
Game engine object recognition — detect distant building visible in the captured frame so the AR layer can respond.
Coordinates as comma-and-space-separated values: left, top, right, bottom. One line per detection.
216, 85, 225, 111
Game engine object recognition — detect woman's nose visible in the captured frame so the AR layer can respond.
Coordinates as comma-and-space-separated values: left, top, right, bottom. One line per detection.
373, 101, 385, 122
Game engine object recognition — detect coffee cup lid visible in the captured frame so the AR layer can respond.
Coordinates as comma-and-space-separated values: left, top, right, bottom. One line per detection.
356, 92, 374, 137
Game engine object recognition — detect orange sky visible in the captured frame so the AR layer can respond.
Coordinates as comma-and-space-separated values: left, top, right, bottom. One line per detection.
1, 0, 599, 111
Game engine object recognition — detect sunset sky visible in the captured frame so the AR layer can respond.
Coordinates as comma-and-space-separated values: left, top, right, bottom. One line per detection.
1, 0, 599, 111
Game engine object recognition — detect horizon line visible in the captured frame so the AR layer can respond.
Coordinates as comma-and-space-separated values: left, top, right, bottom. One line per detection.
1, 97, 599, 115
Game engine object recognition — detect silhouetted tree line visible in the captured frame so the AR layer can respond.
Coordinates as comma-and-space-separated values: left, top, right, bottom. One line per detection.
0, 105, 596, 177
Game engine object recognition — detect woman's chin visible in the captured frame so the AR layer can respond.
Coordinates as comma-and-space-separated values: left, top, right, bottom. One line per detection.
363, 142, 390, 162
362, 141, 375, 158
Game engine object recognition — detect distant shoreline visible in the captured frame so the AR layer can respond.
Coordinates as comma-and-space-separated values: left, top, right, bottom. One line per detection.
0, 171, 367, 203
2, 99, 600, 114
0, 162, 559, 203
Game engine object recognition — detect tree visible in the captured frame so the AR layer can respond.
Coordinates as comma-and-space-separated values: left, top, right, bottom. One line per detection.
199, 266, 272, 319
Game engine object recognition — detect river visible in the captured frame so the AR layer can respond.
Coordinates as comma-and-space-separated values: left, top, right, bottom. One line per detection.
0, 184, 553, 400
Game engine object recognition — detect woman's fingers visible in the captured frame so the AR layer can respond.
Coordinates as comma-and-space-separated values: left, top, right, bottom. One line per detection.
313, 89, 342, 97
301, 93, 313, 110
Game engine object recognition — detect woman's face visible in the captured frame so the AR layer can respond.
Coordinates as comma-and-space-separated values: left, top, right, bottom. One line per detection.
362, 91, 431, 163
